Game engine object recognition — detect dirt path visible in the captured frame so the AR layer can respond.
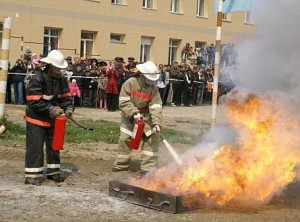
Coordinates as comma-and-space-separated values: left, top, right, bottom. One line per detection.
1, 105, 299, 222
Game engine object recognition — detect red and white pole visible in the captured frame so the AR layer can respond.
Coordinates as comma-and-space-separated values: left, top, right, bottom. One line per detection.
211, 0, 224, 128
0, 17, 12, 134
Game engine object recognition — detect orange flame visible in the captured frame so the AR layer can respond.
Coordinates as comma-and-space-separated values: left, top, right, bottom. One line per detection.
129, 89, 300, 206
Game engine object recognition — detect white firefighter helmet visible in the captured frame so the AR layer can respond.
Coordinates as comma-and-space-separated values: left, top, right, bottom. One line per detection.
40, 50, 68, 69
136, 61, 159, 81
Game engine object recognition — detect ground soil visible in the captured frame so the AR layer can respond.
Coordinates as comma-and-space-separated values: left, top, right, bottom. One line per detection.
0, 104, 299, 222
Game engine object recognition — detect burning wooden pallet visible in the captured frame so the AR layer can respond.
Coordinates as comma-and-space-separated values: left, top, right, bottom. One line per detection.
109, 179, 208, 213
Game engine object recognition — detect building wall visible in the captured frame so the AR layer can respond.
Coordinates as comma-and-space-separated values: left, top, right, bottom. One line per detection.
0, 0, 257, 65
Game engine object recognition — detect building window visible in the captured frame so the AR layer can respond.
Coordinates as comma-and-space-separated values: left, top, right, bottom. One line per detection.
222, 13, 231, 21
168, 39, 180, 65
244, 11, 255, 24
140, 36, 152, 63
196, 0, 206, 17
80, 32, 95, 58
143, 0, 153, 9
112, 0, 122, 4
110, 33, 125, 43
195, 41, 206, 50
43, 28, 59, 56
170, 0, 180, 13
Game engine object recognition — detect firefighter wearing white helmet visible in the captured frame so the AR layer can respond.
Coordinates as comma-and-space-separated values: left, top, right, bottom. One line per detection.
24, 50, 73, 185
112, 61, 162, 174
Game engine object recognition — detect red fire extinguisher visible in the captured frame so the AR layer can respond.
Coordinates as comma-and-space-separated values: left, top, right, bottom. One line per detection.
129, 119, 145, 150
52, 115, 67, 151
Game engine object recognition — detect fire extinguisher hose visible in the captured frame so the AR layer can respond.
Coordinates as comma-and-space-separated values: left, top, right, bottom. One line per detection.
66, 116, 94, 131
157, 132, 183, 165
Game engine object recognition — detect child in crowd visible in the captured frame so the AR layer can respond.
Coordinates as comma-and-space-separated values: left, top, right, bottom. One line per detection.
69, 79, 81, 108
98, 71, 108, 109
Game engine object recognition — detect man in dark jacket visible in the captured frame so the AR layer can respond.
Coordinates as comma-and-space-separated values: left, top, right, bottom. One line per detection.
25, 50, 73, 185
10, 58, 27, 104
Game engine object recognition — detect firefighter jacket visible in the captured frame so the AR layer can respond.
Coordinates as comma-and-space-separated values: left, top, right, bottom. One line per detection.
119, 75, 162, 136
25, 67, 72, 127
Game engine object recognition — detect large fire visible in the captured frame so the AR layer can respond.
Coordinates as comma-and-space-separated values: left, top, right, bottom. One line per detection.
130, 89, 300, 206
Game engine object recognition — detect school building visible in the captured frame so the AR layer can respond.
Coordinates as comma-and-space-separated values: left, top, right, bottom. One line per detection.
0, 0, 256, 64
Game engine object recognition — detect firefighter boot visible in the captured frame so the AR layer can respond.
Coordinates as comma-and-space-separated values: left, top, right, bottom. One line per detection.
47, 174, 65, 183
24, 178, 42, 186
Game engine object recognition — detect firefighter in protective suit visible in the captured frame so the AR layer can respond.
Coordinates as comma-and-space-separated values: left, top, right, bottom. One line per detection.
112, 61, 162, 174
24, 50, 73, 185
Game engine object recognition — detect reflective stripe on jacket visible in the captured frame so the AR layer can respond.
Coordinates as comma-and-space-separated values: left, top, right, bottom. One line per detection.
119, 75, 162, 126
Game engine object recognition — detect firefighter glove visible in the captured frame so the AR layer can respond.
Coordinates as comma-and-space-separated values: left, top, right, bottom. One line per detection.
65, 110, 73, 118
50, 106, 64, 118
133, 112, 141, 121
153, 125, 161, 133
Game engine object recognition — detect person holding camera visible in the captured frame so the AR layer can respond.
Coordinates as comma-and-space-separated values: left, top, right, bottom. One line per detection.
10, 59, 27, 105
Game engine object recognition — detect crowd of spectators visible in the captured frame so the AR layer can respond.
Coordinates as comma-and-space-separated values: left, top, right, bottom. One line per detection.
5, 44, 237, 110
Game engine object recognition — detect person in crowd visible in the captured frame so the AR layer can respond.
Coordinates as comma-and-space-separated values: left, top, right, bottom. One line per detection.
5, 62, 12, 104
162, 65, 170, 106
203, 67, 214, 104
181, 42, 190, 64
30, 53, 40, 71
207, 43, 215, 66
182, 65, 193, 106
124, 57, 137, 82
24, 49, 73, 185
69, 79, 81, 108
112, 61, 162, 174
156, 65, 166, 102
73, 57, 80, 69
87, 67, 99, 108
114, 57, 125, 92
169, 62, 184, 107
90, 58, 98, 69
64, 64, 74, 82
97, 61, 108, 109
65, 56, 74, 73
71, 64, 85, 106
105, 63, 119, 112
79, 57, 87, 71
10, 58, 27, 105
190, 66, 201, 105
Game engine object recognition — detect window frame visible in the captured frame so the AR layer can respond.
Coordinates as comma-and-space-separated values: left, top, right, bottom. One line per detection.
140, 36, 152, 62
168, 39, 180, 65
80, 31, 95, 58
43, 28, 60, 56
196, 0, 206, 17
143, 0, 153, 9
244, 10, 255, 25
110, 33, 126, 43
170, 0, 180, 13
111, 0, 123, 5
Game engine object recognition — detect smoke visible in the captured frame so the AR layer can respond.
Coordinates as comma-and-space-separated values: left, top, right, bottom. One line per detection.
233, 0, 300, 99
180, 125, 238, 162
131, 0, 300, 207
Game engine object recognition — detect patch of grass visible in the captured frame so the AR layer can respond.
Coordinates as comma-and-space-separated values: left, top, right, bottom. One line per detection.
65, 120, 120, 144
161, 128, 200, 145
0, 119, 199, 146
66, 120, 199, 145
0, 120, 26, 146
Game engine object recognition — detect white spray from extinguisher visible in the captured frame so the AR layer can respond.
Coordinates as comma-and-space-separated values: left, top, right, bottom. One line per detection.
157, 133, 183, 165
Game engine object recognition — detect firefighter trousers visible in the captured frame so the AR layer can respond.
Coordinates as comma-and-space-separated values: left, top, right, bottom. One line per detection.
113, 116, 160, 172
25, 122, 60, 179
